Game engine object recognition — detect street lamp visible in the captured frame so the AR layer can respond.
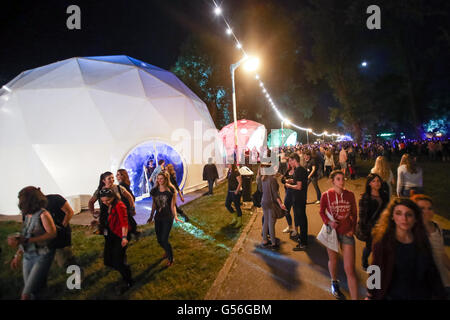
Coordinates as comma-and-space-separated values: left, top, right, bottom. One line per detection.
230, 55, 260, 149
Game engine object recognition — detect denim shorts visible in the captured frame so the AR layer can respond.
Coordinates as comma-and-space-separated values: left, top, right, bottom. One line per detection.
337, 234, 355, 246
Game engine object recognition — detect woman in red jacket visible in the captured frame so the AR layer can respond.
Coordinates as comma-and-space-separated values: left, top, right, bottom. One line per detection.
319, 170, 358, 300
99, 189, 133, 294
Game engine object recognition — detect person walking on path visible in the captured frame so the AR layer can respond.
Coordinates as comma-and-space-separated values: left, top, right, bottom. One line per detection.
89, 172, 136, 236
259, 163, 287, 249
116, 169, 139, 239
411, 193, 450, 297
225, 164, 243, 228
285, 153, 309, 251
45, 193, 77, 268
149, 159, 165, 187
305, 152, 321, 204
356, 173, 389, 270
367, 198, 446, 300
280, 162, 297, 237
397, 154, 423, 197
8, 186, 57, 300
203, 157, 219, 196
339, 147, 348, 178
370, 156, 395, 196
147, 172, 184, 266
98, 189, 134, 294
324, 149, 335, 178
319, 170, 358, 300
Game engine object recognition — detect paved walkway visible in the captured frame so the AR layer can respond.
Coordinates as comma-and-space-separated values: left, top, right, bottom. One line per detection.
206, 176, 450, 300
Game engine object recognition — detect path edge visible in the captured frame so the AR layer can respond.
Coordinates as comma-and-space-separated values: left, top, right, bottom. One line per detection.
204, 206, 261, 300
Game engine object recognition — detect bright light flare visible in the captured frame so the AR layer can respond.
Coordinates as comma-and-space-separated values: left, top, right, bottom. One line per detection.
214, 7, 222, 15
243, 57, 260, 72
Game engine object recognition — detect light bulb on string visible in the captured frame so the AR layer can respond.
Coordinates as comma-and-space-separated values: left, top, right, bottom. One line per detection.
226, 28, 232, 35
214, 7, 222, 15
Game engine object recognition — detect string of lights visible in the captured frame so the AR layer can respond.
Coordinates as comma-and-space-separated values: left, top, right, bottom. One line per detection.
211, 0, 346, 141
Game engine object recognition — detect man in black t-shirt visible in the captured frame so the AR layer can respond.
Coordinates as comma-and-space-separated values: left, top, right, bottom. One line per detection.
285, 153, 309, 250
305, 152, 322, 204
46, 194, 76, 268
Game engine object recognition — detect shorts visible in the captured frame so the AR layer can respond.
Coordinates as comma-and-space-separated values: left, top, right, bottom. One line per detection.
339, 162, 347, 170
337, 234, 355, 246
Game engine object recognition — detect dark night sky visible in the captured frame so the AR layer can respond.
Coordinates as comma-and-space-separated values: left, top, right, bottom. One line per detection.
0, 0, 221, 83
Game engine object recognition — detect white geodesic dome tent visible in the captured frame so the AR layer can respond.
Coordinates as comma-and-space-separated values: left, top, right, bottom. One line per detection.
0, 55, 224, 214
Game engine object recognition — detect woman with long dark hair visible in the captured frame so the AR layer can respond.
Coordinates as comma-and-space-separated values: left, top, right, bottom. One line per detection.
98, 188, 133, 294
356, 173, 389, 270
8, 186, 57, 300
88, 171, 135, 235
116, 169, 139, 239
148, 172, 184, 266
367, 198, 446, 300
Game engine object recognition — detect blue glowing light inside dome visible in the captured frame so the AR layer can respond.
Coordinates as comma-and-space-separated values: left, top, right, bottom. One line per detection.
122, 141, 184, 198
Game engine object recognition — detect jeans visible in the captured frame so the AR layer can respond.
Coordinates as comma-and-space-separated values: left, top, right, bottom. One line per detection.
400, 186, 424, 197
22, 249, 56, 298
284, 189, 294, 226
155, 218, 174, 263
208, 179, 215, 195
225, 191, 242, 217
104, 232, 132, 283
262, 206, 276, 244
307, 177, 321, 202
293, 197, 308, 245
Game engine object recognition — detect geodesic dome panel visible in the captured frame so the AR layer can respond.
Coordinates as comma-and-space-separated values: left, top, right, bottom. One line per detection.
0, 56, 223, 214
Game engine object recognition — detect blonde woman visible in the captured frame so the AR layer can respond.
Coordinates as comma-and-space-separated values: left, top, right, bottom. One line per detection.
370, 156, 395, 195
397, 154, 423, 197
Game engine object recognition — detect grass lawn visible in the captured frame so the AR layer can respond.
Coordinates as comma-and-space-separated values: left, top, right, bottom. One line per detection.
355, 157, 450, 220
0, 181, 253, 300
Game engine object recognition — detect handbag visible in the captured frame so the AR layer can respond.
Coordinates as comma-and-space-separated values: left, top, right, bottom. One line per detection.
273, 201, 288, 220
316, 192, 339, 252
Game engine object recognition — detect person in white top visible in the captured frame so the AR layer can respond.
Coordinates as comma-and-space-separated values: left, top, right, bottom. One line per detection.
397, 154, 423, 197
339, 147, 348, 177
411, 193, 450, 296
370, 156, 395, 196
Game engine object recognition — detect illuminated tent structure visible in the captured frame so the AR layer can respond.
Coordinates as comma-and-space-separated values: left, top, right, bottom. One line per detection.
218, 119, 267, 160
0, 55, 224, 214
267, 129, 297, 148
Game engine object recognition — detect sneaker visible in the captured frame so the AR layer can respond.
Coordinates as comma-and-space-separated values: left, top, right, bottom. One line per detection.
314, 200, 321, 204
290, 230, 298, 237
293, 243, 307, 251
283, 227, 291, 233
331, 280, 346, 300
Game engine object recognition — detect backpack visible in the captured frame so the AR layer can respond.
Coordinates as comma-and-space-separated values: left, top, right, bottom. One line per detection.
117, 185, 138, 235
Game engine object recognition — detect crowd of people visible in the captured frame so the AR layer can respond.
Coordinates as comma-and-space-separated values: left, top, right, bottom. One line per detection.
223, 138, 450, 300
5, 137, 450, 300
6, 158, 191, 299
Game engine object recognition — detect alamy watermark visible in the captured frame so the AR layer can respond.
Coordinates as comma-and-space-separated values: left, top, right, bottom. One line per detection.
367, 5, 381, 30
66, 265, 81, 290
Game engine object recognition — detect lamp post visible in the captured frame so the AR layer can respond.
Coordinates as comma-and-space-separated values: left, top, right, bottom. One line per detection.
230, 56, 260, 150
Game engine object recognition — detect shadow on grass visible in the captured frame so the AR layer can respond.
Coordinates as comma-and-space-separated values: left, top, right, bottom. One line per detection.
122, 258, 168, 299
252, 245, 301, 291
215, 224, 241, 242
